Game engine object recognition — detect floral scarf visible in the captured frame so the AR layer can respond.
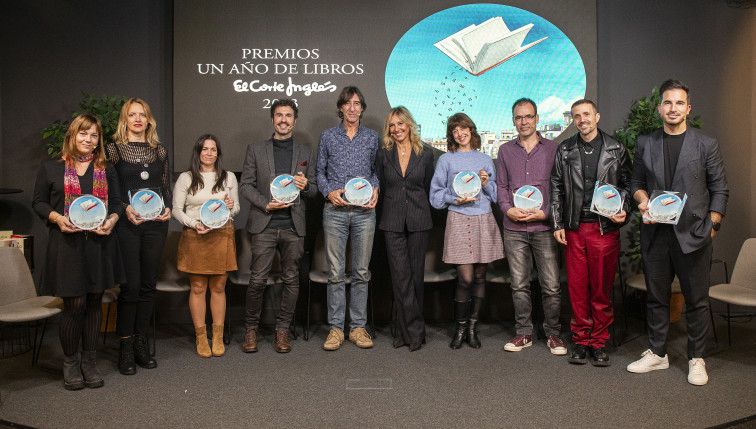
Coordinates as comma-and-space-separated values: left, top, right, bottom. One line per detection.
63, 154, 108, 215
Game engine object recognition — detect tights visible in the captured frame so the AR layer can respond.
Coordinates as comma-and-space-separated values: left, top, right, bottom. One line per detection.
455, 263, 487, 302
60, 293, 103, 356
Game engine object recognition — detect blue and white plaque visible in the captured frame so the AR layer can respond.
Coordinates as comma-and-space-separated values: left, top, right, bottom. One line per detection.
513, 185, 543, 210
452, 171, 481, 199
129, 189, 164, 220
590, 183, 622, 217
646, 191, 687, 225
344, 177, 373, 207
270, 174, 299, 204
68, 195, 107, 230
200, 199, 230, 229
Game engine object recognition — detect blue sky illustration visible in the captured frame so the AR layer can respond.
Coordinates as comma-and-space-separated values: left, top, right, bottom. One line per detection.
385, 4, 586, 140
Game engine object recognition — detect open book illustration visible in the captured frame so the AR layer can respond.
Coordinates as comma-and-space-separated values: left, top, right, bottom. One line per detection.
80, 200, 97, 210
434, 16, 548, 76
208, 201, 222, 212
278, 177, 293, 187
138, 193, 154, 204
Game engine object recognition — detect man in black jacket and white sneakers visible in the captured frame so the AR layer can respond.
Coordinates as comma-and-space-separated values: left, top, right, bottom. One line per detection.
626, 79, 728, 386
549, 99, 632, 367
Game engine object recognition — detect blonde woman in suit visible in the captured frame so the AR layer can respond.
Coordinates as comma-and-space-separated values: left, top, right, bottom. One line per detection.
375, 106, 434, 351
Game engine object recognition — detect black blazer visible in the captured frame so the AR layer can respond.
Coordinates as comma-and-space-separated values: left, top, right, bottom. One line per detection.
630, 128, 728, 254
375, 143, 434, 232
239, 138, 318, 236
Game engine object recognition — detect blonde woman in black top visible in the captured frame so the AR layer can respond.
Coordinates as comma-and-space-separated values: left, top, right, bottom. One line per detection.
106, 98, 171, 375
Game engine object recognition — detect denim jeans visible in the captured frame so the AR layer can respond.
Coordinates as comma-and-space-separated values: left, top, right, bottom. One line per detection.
245, 228, 303, 330
323, 203, 375, 331
502, 228, 561, 336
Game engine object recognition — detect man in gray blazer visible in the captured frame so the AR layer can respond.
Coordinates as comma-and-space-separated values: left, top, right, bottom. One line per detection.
239, 99, 318, 353
627, 79, 728, 385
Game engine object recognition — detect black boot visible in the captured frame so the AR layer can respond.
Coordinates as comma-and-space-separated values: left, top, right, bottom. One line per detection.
81, 350, 104, 388
449, 300, 471, 349
63, 353, 85, 390
134, 334, 157, 369
467, 297, 483, 348
118, 336, 136, 375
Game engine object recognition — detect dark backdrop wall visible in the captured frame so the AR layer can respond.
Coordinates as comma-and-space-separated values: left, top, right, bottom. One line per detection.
1, 1, 753, 310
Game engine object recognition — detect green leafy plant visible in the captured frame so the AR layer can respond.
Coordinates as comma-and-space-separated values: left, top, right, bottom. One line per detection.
41, 93, 128, 158
614, 87, 702, 266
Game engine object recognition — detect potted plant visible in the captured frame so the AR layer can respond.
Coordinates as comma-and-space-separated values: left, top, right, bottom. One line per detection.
41, 93, 128, 157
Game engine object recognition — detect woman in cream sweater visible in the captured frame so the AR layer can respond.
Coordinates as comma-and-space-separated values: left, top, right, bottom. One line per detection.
173, 134, 240, 357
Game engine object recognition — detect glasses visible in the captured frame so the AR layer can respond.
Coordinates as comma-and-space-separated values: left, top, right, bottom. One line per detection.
513, 114, 536, 122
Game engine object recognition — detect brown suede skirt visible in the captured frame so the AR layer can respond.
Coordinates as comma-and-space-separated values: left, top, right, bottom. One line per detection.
177, 221, 237, 275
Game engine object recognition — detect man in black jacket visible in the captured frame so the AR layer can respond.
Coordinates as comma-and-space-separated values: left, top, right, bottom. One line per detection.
549, 99, 632, 367
626, 80, 728, 386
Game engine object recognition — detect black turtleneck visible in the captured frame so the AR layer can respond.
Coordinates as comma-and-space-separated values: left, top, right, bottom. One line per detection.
269, 135, 295, 230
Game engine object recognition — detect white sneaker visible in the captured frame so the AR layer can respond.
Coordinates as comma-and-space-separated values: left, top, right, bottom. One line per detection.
626, 349, 669, 373
688, 358, 708, 386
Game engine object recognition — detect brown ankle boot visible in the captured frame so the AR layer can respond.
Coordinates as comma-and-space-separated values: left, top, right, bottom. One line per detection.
195, 325, 211, 358
212, 324, 225, 357
274, 329, 291, 353
243, 327, 258, 353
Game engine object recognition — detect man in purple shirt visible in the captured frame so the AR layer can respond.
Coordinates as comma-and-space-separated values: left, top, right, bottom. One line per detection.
316, 86, 380, 351
496, 98, 565, 355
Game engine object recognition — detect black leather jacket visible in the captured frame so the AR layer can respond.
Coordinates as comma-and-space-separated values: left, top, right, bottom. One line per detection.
549, 130, 632, 234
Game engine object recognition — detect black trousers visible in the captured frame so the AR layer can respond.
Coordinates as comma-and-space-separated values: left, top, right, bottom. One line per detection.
116, 220, 168, 337
245, 228, 303, 330
642, 225, 712, 359
385, 229, 429, 346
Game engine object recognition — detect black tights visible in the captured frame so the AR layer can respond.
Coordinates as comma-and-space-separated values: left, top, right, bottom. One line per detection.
60, 293, 103, 356
455, 263, 487, 302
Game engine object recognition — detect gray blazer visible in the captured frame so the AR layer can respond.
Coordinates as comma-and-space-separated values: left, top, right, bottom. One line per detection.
240, 138, 318, 236
630, 128, 728, 254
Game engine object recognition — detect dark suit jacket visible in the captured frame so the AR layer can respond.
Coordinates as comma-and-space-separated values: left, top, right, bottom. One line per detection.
375, 143, 434, 232
240, 138, 318, 236
630, 128, 728, 254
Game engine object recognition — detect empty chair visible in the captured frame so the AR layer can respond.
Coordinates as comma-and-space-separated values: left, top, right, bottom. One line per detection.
152, 231, 191, 354
709, 238, 756, 345
0, 248, 62, 364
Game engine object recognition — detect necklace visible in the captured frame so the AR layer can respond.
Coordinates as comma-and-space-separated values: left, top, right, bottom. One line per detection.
397, 144, 411, 158
582, 144, 595, 155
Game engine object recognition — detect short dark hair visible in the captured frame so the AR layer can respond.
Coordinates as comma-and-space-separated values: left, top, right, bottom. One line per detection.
446, 112, 482, 152
336, 86, 366, 119
270, 99, 299, 119
659, 79, 690, 104
571, 99, 598, 113
511, 98, 538, 116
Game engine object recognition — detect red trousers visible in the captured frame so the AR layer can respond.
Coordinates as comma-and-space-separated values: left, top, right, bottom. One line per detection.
565, 223, 620, 348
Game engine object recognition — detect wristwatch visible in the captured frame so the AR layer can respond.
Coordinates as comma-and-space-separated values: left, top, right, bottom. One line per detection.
712, 221, 721, 231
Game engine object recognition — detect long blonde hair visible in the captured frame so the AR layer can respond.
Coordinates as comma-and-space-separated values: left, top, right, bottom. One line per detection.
113, 98, 160, 147
61, 114, 106, 169
381, 106, 423, 155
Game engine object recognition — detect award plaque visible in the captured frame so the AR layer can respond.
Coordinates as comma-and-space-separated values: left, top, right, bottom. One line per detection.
344, 177, 373, 206
68, 195, 107, 230
513, 185, 543, 210
590, 182, 623, 217
452, 171, 481, 199
646, 191, 687, 225
270, 174, 299, 204
129, 188, 164, 220
200, 199, 230, 229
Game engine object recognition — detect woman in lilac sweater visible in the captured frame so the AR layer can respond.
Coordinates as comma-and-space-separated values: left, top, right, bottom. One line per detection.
430, 113, 504, 349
